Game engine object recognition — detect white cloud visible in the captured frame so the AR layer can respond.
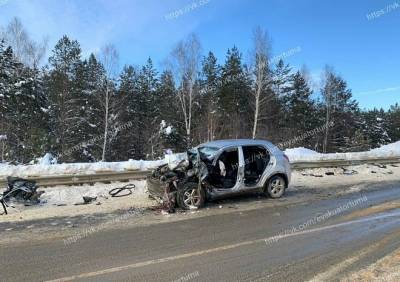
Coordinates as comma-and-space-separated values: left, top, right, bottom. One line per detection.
356, 86, 400, 95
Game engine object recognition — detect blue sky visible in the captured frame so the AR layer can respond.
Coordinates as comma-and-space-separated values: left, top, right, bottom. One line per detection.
0, 0, 399, 110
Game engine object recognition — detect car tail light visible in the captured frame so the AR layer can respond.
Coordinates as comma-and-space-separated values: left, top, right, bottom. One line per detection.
283, 154, 290, 162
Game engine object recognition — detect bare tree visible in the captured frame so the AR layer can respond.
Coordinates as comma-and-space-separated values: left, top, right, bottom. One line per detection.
250, 26, 272, 139
167, 34, 202, 147
99, 44, 119, 161
1, 17, 48, 67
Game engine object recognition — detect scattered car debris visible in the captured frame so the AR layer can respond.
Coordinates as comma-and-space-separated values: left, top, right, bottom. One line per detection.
1, 199, 6, 215
342, 167, 358, 175
109, 183, 135, 197
301, 172, 323, 177
372, 163, 387, 169
325, 172, 335, 176
74, 196, 98, 205
1, 177, 43, 215
3, 177, 42, 203
161, 210, 170, 216
83, 196, 97, 204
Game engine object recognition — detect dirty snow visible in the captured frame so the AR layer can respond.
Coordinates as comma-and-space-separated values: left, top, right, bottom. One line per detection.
0, 180, 156, 222
341, 247, 400, 282
291, 163, 400, 195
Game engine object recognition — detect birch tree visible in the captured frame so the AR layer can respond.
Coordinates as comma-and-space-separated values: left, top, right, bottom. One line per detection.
168, 34, 201, 147
1, 17, 48, 68
99, 44, 119, 161
250, 27, 272, 139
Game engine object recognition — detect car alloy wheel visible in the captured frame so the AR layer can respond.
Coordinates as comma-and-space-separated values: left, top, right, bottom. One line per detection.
178, 182, 205, 209
267, 175, 286, 198
183, 188, 201, 207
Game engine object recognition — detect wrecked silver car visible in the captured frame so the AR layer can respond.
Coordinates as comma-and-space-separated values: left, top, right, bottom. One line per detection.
147, 139, 291, 210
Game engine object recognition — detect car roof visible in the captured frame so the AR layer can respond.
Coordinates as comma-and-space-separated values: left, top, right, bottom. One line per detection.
198, 139, 276, 150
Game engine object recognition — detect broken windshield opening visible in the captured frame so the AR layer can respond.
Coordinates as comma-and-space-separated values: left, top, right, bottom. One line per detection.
198, 146, 220, 160
188, 146, 219, 166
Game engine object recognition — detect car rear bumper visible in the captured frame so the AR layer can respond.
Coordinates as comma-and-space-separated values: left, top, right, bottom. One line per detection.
284, 160, 291, 186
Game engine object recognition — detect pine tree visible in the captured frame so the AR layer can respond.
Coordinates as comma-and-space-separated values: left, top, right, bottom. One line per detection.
285, 71, 316, 137
138, 58, 159, 158
46, 35, 82, 161
156, 70, 184, 153
272, 59, 292, 98
388, 103, 400, 142
218, 46, 252, 138
361, 109, 391, 148
0, 40, 48, 163
114, 64, 140, 160
321, 70, 359, 152
157, 70, 179, 124
119, 58, 159, 160
198, 51, 220, 142
69, 54, 106, 162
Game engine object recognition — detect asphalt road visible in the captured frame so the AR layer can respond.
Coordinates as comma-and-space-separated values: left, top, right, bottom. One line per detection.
1, 183, 400, 282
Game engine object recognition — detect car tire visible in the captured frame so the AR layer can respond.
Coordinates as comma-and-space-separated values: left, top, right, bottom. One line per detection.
177, 182, 205, 210
265, 175, 286, 198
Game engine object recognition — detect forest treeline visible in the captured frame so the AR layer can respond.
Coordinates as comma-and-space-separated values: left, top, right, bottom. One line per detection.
0, 18, 399, 163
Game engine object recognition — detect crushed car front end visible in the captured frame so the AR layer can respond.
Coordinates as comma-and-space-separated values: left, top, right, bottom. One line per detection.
146, 149, 210, 211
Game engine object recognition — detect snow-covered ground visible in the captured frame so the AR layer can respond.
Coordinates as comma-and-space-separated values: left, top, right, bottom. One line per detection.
291, 163, 400, 194
284, 141, 400, 162
1, 162, 399, 223
0, 141, 399, 178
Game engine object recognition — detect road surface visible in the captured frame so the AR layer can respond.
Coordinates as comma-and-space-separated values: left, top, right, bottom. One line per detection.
1, 181, 400, 281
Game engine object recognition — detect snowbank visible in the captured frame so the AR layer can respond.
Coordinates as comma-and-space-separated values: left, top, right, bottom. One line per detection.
284, 147, 320, 160
0, 159, 165, 178
284, 141, 400, 162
